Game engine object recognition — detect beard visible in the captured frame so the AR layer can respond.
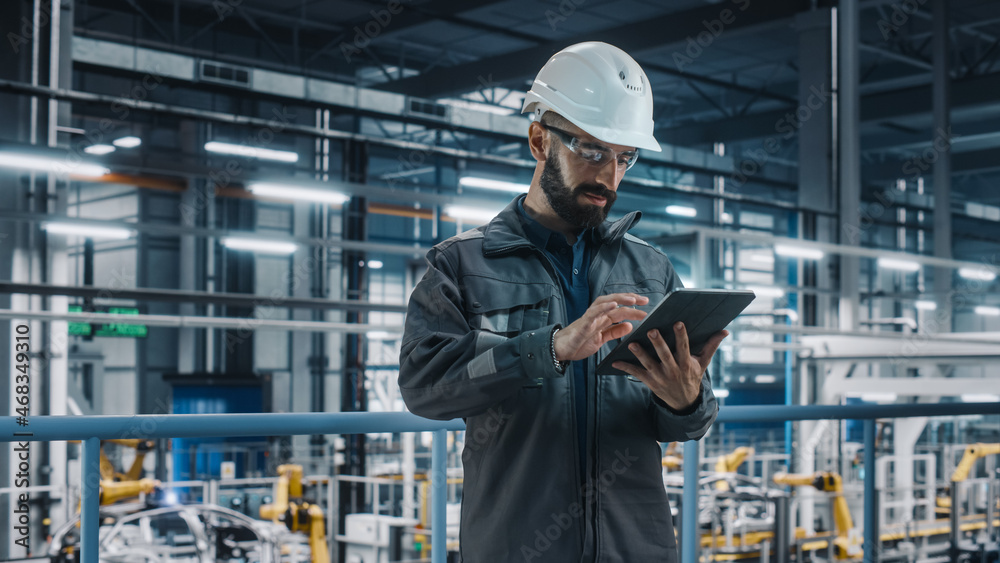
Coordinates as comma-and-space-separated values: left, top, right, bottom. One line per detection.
538, 152, 617, 229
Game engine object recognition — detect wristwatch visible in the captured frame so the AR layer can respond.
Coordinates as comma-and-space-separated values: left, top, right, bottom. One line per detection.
550, 327, 569, 374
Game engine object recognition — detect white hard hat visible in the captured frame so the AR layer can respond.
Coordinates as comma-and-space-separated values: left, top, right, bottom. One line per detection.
521, 42, 661, 152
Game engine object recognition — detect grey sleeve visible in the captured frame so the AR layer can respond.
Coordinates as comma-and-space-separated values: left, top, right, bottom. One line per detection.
398, 248, 565, 421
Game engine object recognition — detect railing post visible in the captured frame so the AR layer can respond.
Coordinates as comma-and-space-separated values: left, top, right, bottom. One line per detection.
682, 440, 700, 563
81, 437, 101, 563
863, 419, 877, 563
432, 428, 447, 563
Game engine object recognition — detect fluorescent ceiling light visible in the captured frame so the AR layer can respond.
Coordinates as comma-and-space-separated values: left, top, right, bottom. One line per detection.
878, 257, 921, 272
248, 183, 350, 204
112, 136, 142, 148
83, 144, 115, 155
222, 237, 297, 255
438, 98, 516, 115
751, 254, 775, 264
721, 212, 734, 224
747, 286, 785, 298
666, 205, 697, 217
774, 244, 825, 260
444, 205, 500, 223
0, 153, 109, 178
714, 389, 730, 399
860, 392, 897, 403
43, 222, 134, 239
458, 176, 529, 193
754, 375, 776, 384
205, 141, 299, 163
914, 300, 937, 311
974, 305, 1000, 316
367, 260, 384, 269
366, 331, 399, 340
961, 393, 1000, 403
958, 267, 997, 282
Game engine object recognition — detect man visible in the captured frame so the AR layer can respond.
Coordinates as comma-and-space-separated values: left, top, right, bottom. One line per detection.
399, 42, 726, 562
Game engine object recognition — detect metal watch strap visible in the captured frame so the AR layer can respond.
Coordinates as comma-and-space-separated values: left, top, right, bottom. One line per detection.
551, 327, 569, 373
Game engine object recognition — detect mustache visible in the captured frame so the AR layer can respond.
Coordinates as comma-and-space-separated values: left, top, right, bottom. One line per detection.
575, 184, 616, 202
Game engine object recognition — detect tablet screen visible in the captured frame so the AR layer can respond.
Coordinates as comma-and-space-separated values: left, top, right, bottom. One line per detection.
595, 289, 756, 376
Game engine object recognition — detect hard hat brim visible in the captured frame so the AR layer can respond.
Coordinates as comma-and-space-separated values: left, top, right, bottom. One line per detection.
522, 99, 662, 153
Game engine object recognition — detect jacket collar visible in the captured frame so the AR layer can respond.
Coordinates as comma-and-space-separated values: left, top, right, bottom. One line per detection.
482, 196, 643, 256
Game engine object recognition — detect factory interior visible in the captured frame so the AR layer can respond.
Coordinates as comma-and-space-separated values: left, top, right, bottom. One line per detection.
1, 0, 999, 561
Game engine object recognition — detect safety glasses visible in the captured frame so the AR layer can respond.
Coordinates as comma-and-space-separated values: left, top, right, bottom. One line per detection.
540, 123, 639, 172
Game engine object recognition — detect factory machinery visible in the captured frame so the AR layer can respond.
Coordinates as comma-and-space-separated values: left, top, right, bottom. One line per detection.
38, 434, 996, 562
667, 442, 1000, 562
259, 464, 330, 563
44, 447, 444, 563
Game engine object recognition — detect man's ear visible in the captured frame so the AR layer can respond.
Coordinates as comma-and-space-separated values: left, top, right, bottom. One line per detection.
528, 121, 548, 163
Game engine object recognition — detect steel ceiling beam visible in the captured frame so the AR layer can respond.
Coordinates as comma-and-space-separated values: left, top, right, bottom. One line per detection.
303, 0, 515, 66
0, 282, 408, 313
655, 70, 1000, 144
0, 308, 404, 334
650, 226, 1000, 271
375, 0, 805, 99
863, 146, 1000, 179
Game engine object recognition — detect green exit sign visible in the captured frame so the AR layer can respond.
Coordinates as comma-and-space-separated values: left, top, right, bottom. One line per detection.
68, 305, 148, 338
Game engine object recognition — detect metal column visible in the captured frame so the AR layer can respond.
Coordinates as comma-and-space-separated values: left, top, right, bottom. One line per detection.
339, 139, 369, 562
290, 201, 316, 464
837, 0, 861, 331
431, 428, 447, 563
932, 0, 953, 327
864, 419, 878, 563
682, 440, 700, 563
775, 494, 790, 563
949, 484, 960, 560
44, 0, 75, 541
80, 437, 100, 563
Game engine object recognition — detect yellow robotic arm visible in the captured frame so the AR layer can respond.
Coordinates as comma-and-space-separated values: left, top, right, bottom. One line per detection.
304, 503, 329, 563
950, 443, 1000, 483
714, 447, 754, 491
661, 442, 683, 470
773, 472, 859, 560
100, 478, 159, 505
259, 464, 329, 563
73, 439, 154, 482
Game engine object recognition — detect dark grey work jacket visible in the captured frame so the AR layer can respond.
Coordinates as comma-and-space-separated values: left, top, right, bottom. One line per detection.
399, 198, 718, 562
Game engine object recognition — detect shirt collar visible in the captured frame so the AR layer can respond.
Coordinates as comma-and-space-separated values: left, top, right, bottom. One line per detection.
515, 194, 598, 249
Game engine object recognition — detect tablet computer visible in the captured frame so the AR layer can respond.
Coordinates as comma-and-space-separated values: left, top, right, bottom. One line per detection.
595, 288, 756, 376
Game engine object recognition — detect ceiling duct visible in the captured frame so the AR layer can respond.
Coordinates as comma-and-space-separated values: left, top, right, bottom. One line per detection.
407, 98, 450, 121
199, 61, 251, 88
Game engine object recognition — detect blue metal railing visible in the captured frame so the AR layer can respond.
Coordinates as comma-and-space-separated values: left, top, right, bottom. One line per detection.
682, 402, 1000, 563
2, 403, 997, 563
1, 412, 465, 563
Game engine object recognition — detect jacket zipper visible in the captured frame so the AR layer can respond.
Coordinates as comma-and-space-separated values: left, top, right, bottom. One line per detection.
589, 235, 627, 560
590, 355, 600, 559
520, 244, 589, 550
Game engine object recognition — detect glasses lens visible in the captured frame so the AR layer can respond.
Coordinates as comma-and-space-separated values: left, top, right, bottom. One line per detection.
623, 152, 638, 170
545, 124, 637, 171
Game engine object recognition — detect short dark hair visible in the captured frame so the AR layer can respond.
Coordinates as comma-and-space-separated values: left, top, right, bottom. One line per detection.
539, 111, 571, 130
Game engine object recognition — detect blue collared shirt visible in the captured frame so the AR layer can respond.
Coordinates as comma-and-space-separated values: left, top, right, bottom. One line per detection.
515, 195, 595, 478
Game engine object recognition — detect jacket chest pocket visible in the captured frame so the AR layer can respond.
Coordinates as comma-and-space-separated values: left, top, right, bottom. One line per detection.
465, 280, 555, 337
